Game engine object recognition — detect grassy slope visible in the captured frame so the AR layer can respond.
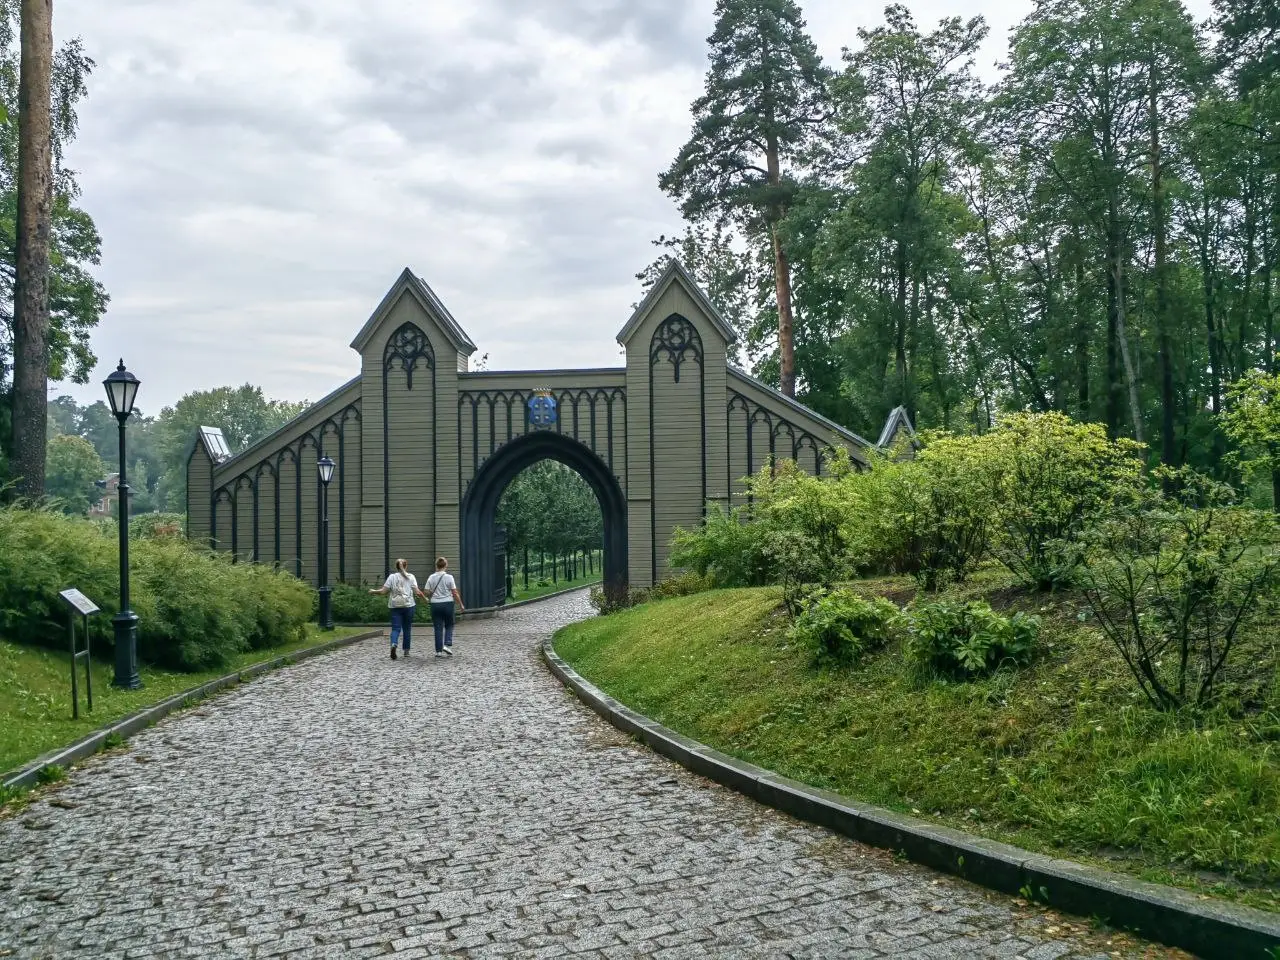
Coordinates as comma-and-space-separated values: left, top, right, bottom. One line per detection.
0, 625, 367, 774
554, 576, 1280, 913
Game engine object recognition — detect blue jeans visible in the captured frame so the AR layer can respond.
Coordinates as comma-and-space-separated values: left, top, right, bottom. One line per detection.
389, 606, 414, 651
431, 601, 455, 652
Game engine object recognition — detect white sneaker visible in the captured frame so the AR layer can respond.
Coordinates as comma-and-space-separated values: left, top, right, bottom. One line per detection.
442, 646, 454, 657
434, 651, 444, 658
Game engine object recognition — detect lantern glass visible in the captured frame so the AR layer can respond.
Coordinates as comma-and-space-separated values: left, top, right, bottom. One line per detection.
317, 456, 336, 486
103, 360, 141, 421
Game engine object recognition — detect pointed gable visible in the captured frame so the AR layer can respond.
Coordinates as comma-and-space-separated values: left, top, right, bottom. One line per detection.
349, 267, 477, 357
876, 406, 918, 450
616, 259, 738, 348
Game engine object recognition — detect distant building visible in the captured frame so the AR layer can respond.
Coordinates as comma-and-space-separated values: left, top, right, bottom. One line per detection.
89, 474, 119, 519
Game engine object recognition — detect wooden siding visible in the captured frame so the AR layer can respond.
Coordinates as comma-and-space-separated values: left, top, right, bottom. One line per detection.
204, 380, 363, 584
186, 443, 213, 547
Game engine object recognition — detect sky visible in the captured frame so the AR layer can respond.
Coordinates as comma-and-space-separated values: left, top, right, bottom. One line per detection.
54, 0, 1216, 412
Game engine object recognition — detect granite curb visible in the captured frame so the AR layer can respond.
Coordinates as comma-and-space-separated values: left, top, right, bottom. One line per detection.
2, 629, 383, 792
542, 637, 1280, 960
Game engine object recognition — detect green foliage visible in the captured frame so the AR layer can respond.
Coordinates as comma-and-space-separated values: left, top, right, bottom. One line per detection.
35, 764, 64, 785
496, 461, 602, 561
0, 9, 107, 394
1223, 369, 1280, 487
905, 599, 1039, 679
329, 583, 430, 625
44, 434, 104, 514
851, 439, 995, 590
1078, 473, 1280, 710
588, 571, 711, 616
788, 588, 901, 666
658, 0, 829, 226
0, 502, 312, 671
670, 503, 774, 588
129, 512, 184, 539
981, 413, 1147, 589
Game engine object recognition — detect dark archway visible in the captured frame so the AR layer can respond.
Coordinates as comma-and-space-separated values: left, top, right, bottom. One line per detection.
460, 431, 627, 609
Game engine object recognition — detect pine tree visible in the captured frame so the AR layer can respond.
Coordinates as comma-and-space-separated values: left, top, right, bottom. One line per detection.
659, 0, 830, 398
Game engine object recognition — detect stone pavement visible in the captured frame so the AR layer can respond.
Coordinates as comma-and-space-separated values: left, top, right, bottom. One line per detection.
0, 591, 1183, 959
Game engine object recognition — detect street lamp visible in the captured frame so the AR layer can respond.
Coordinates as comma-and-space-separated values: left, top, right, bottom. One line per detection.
103, 359, 141, 689
317, 455, 335, 631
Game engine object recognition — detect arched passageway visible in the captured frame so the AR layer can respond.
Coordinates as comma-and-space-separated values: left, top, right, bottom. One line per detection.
460, 431, 627, 608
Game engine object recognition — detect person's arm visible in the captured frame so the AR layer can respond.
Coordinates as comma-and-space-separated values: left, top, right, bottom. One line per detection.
369, 577, 391, 595
451, 585, 464, 611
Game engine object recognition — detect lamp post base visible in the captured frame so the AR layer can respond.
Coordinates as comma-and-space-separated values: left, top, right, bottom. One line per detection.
111, 610, 142, 689
318, 587, 334, 631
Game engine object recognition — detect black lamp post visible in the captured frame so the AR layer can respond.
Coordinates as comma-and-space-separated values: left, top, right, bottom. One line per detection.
317, 455, 335, 631
103, 359, 141, 689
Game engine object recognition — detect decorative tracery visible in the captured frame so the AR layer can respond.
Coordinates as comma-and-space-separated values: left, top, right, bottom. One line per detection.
383, 322, 434, 389
649, 314, 703, 383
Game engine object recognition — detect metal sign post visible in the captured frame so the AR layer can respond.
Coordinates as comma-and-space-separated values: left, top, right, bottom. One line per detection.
59, 589, 101, 720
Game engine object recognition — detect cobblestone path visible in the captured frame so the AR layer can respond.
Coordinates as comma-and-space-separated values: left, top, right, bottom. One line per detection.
1, 591, 1181, 959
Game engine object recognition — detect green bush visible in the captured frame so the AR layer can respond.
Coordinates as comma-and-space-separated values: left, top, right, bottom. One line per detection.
329, 583, 431, 624
588, 571, 711, 615
981, 412, 1146, 589
848, 443, 994, 591
905, 599, 1039, 679
130, 513, 185, 539
670, 503, 774, 588
1078, 472, 1280, 710
0, 503, 312, 671
788, 589, 901, 666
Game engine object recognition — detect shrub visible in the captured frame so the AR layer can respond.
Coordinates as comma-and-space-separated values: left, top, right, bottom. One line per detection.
588, 571, 711, 615
905, 599, 1039, 679
1078, 472, 1280, 710
329, 583, 430, 624
670, 504, 773, 588
648, 570, 713, 601
0, 503, 312, 671
131, 513, 186, 539
788, 589, 901, 666
981, 412, 1146, 589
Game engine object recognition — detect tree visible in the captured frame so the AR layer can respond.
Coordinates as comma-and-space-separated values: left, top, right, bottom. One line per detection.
44, 430, 100, 512
823, 5, 987, 427
9, 0, 53, 497
0, 3, 104, 486
154, 385, 308, 510
659, 0, 830, 397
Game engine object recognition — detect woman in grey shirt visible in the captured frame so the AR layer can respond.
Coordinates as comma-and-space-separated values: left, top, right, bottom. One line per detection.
424, 557, 465, 657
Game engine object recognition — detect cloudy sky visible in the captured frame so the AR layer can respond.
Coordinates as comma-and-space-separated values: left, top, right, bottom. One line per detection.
55, 0, 1214, 412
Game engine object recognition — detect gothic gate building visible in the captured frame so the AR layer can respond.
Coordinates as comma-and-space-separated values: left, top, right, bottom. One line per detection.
186, 261, 914, 607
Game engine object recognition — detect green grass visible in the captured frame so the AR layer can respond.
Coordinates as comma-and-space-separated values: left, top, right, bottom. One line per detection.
554, 572, 1280, 914
0, 625, 367, 775
508, 559, 601, 604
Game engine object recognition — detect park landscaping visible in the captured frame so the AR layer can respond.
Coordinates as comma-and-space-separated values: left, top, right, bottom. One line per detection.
559, 412, 1280, 915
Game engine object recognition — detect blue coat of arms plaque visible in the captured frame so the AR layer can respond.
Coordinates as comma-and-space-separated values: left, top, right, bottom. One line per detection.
528, 391, 558, 429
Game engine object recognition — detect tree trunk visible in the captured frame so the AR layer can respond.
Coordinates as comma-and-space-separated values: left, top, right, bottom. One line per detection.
764, 135, 796, 398
1151, 65, 1176, 469
11, 0, 54, 499
1075, 250, 1090, 419
894, 236, 909, 414
1105, 220, 1124, 437
771, 224, 797, 398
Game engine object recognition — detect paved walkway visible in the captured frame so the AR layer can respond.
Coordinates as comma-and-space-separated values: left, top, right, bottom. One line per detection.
1, 591, 1180, 959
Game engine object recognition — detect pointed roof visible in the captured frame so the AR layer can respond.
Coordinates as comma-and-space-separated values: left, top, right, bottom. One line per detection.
616, 259, 738, 346
349, 268, 477, 355
876, 405, 918, 449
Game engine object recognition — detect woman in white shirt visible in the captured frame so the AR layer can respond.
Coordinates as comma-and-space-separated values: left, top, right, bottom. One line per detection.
424, 557, 465, 657
369, 558, 427, 660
